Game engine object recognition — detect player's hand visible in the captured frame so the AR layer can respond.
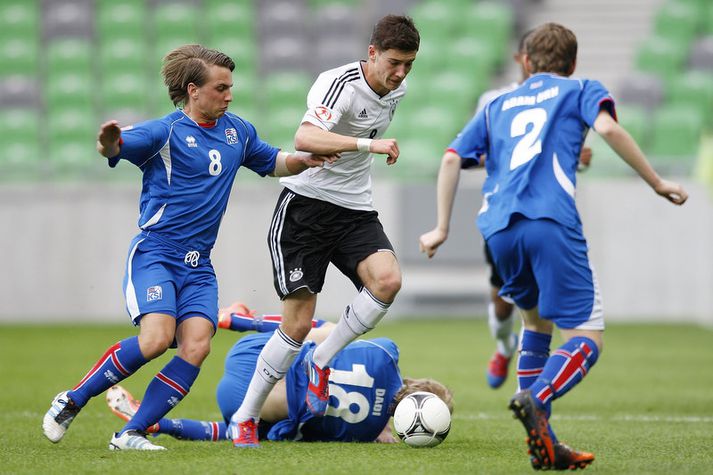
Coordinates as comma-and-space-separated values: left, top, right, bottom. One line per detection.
375, 423, 397, 443
302, 152, 340, 167
370, 138, 400, 165
654, 179, 688, 205
419, 228, 448, 259
97, 120, 122, 158
577, 146, 592, 172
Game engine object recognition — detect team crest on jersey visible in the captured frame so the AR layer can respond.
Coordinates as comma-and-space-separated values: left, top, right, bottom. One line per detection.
225, 128, 238, 145
314, 106, 332, 121
186, 136, 197, 148
389, 100, 398, 120
147, 285, 163, 302
289, 268, 303, 282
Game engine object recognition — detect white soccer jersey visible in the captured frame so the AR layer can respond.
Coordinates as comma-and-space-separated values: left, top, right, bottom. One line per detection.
280, 61, 406, 211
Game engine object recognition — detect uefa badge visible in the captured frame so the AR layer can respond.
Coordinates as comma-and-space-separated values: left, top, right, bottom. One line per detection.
147, 285, 163, 302
225, 128, 238, 145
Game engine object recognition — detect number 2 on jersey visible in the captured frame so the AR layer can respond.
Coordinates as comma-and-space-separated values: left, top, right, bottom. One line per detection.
510, 108, 547, 170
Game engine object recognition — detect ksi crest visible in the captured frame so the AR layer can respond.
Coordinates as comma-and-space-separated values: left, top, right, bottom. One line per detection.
147, 285, 163, 302
225, 128, 238, 145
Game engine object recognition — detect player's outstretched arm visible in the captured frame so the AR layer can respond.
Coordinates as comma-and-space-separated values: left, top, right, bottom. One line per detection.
96, 120, 121, 158
594, 110, 688, 205
270, 150, 339, 177
419, 151, 462, 258
295, 123, 400, 165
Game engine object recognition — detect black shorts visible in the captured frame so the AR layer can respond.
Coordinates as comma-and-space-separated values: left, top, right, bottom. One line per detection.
268, 188, 395, 299
484, 241, 505, 288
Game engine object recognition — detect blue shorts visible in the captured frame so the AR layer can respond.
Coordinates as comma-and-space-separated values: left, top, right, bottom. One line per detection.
216, 333, 271, 423
123, 232, 218, 330
486, 217, 604, 330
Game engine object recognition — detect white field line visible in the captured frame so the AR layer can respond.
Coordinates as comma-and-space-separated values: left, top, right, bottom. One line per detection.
453, 412, 713, 423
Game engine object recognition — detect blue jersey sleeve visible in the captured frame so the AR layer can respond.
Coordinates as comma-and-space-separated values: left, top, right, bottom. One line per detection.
448, 108, 489, 169
240, 119, 279, 177
114, 120, 170, 168
579, 79, 616, 127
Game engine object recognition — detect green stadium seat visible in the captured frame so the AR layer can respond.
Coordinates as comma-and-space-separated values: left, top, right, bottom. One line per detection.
403, 104, 464, 147
154, 33, 202, 72
458, 2, 514, 60
0, 38, 38, 76
447, 36, 499, 81
0, 108, 41, 169
154, 3, 200, 40
381, 136, 444, 181
648, 104, 704, 172
48, 107, 96, 143
635, 35, 688, 83
654, 0, 700, 45
0, 1, 39, 42
616, 105, 650, 149
100, 72, 150, 114
97, 0, 146, 38
46, 38, 93, 77
204, 1, 255, 44
205, 36, 258, 78
231, 72, 259, 112
45, 71, 94, 110
98, 36, 148, 78
264, 72, 311, 110
668, 70, 713, 126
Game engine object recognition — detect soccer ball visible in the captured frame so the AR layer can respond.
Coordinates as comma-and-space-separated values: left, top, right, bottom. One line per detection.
393, 391, 451, 447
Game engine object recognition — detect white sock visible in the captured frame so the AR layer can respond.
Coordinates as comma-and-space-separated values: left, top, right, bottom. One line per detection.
232, 328, 301, 422
312, 288, 389, 368
488, 302, 516, 357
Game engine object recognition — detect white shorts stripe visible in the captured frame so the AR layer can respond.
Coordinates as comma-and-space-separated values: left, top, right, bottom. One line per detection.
125, 238, 144, 321
269, 192, 295, 296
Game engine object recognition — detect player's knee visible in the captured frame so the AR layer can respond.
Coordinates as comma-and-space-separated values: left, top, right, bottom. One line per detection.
371, 272, 401, 302
179, 338, 211, 366
138, 333, 173, 360
282, 319, 312, 342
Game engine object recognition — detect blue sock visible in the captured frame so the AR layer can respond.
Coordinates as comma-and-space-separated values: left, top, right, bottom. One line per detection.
156, 418, 228, 441
224, 313, 326, 333
529, 337, 600, 411
122, 356, 200, 434
68, 336, 147, 407
517, 330, 551, 391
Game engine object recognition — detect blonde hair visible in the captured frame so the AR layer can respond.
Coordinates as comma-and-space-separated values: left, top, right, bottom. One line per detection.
392, 377, 454, 414
161, 44, 235, 106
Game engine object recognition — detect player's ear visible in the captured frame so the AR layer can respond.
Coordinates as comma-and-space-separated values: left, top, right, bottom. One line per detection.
368, 45, 377, 62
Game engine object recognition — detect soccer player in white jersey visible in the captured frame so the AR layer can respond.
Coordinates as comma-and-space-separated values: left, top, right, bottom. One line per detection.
41, 45, 334, 451
420, 23, 687, 470
229, 15, 421, 447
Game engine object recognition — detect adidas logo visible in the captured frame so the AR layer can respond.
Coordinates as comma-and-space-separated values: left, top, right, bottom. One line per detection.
358, 108, 368, 119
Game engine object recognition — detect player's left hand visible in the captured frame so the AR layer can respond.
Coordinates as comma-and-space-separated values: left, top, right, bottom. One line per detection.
654, 179, 688, 205
375, 423, 398, 443
577, 146, 592, 172
303, 152, 340, 167
419, 228, 448, 258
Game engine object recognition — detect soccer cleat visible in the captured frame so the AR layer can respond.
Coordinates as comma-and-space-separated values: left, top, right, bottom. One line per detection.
509, 390, 555, 469
228, 418, 259, 448
42, 391, 81, 443
303, 348, 331, 417
109, 430, 166, 451
218, 301, 256, 329
551, 443, 595, 470
486, 351, 513, 389
105, 385, 159, 433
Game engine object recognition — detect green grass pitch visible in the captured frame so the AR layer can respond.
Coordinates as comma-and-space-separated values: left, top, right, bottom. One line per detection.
2, 319, 712, 474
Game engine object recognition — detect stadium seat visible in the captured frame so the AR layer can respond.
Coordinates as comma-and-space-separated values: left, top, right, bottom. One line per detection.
98, 36, 148, 78
48, 107, 96, 144
667, 70, 713, 125
264, 105, 303, 150
204, 0, 255, 44
45, 71, 94, 110
96, 0, 146, 38
635, 35, 689, 83
0, 76, 41, 108
648, 104, 704, 172
263, 72, 311, 111
100, 72, 150, 114
231, 72, 259, 113
458, 2, 514, 61
0, 1, 39, 42
0, 38, 39, 76
689, 35, 713, 71
46, 38, 93, 77
615, 72, 665, 110
43, 0, 94, 39
206, 36, 259, 79
259, 1, 308, 39
0, 108, 41, 170
153, 3, 199, 40
654, 0, 700, 45
616, 105, 650, 149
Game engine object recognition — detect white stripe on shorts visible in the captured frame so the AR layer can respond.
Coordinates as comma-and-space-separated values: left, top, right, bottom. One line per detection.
125, 238, 145, 322
269, 191, 295, 296
576, 263, 605, 330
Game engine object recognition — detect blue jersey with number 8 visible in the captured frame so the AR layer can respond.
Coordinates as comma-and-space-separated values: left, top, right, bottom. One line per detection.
113, 110, 278, 251
449, 73, 615, 239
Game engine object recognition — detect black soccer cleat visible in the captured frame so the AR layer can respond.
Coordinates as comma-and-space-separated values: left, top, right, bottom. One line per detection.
509, 390, 556, 469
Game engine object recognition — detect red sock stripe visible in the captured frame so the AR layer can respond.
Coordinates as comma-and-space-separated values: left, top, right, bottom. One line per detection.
110, 349, 130, 376
156, 372, 188, 396
535, 385, 553, 403
211, 421, 219, 441
73, 342, 122, 390
262, 315, 283, 322
550, 343, 593, 393
517, 368, 544, 377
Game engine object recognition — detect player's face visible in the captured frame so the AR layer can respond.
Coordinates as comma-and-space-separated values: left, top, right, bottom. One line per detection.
190, 65, 233, 122
368, 46, 417, 95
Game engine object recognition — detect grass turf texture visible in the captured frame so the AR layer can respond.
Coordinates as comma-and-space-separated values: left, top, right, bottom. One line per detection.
1, 319, 712, 474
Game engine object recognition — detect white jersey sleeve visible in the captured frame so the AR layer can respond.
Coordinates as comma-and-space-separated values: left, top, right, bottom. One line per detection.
301, 66, 360, 131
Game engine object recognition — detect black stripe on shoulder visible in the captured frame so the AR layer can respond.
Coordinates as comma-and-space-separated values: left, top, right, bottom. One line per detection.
326, 74, 359, 109
322, 67, 359, 107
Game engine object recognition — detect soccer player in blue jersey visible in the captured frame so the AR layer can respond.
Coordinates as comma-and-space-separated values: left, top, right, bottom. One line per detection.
105, 301, 454, 444
41, 44, 335, 451
229, 15, 421, 448
420, 23, 687, 470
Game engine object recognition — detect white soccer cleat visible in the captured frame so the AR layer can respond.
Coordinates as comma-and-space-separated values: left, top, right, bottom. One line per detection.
42, 390, 81, 443
106, 385, 139, 422
109, 430, 166, 451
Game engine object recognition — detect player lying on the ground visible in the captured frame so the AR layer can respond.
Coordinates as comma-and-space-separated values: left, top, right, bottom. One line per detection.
106, 302, 454, 443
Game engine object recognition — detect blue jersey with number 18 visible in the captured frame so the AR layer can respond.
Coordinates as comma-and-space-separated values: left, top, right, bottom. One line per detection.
267, 337, 403, 442
112, 110, 279, 251
449, 73, 615, 240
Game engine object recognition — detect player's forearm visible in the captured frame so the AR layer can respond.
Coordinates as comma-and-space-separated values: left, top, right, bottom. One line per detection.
596, 116, 662, 190
434, 152, 462, 234
295, 124, 358, 155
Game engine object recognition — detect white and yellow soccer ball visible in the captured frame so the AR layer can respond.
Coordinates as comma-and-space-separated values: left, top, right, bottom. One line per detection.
393, 391, 451, 447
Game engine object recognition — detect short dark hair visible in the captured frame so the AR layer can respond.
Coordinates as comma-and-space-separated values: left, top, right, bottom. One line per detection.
526, 23, 577, 76
161, 44, 235, 106
369, 14, 420, 52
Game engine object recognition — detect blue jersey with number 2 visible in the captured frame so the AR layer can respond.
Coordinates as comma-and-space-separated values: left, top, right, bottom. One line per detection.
267, 337, 403, 442
449, 73, 615, 240
113, 110, 279, 251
